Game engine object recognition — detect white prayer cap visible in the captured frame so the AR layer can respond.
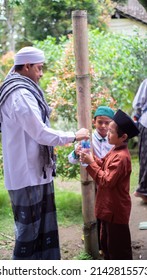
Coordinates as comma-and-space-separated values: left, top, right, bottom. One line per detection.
14, 46, 45, 65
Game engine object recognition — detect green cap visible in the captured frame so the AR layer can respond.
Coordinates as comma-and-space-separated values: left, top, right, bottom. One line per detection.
94, 106, 114, 119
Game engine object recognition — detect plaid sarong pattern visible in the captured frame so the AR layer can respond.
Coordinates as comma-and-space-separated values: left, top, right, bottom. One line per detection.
136, 123, 147, 195
8, 181, 60, 260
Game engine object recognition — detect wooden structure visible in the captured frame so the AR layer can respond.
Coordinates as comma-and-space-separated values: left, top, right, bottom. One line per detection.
110, 0, 147, 36
72, 10, 99, 259
116, 0, 147, 24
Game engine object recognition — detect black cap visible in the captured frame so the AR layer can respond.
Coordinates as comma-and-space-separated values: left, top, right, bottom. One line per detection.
113, 109, 139, 139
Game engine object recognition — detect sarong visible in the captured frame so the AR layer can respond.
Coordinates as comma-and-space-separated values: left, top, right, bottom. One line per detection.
136, 123, 147, 195
8, 181, 60, 260
101, 221, 132, 260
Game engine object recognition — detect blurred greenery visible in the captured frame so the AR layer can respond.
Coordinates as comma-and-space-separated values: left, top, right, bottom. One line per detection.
35, 30, 146, 179
55, 145, 80, 179
130, 156, 139, 193
55, 186, 82, 226
74, 251, 93, 260
0, 30, 146, 179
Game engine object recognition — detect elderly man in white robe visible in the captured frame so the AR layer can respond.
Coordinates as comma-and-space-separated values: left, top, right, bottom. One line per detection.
0, 46, 89, 260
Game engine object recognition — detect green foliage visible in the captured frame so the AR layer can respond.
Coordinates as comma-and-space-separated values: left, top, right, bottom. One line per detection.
21, 0, 115, 41
55, 186, 82, 225
0, 0, 115, 53
36, 30, 147, 179
112, 0, 127, 3
0, 183, 13, 232
34, 36, 66, 67
55, 145, 80, 179
0, 142, 3, 181
0, 0, 146, 54
75, 251, 93, 260
130, 156, 139, 193
0, 181, 82, 227
89, 29, 147, 110
6, 0, 24, 7
36, 29, 147, 128
0, 51, 14, 82
0, 0, 25, 53
34, 36, 67, 89
0, 28, 146, 179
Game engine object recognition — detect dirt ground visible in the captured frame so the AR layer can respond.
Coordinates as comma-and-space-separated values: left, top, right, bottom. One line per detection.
59, 194, 147, 260
129, 194, 147, 260
0, 194, 147, 260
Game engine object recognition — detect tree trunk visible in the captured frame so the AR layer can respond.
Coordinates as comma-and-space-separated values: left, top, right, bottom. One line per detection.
72, 10, 99, 259
3, 0, 15, 51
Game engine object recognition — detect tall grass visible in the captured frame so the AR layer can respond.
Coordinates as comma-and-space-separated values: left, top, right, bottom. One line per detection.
0, 180, 83, 227
130, 156, 139, 193
0, 182, 13, 236
55, 187, 82, 225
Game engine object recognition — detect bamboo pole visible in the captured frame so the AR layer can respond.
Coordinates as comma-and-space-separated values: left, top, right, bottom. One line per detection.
72, 10, 99, 259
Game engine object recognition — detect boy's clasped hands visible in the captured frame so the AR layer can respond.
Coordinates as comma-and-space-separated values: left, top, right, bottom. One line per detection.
80, 150, 95, 165
74, 141, 95, 166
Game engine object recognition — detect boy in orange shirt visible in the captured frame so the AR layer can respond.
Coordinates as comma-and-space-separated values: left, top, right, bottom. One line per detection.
80, 109, 139, 259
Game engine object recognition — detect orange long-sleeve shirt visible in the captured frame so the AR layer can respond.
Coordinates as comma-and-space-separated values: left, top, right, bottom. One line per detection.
86, 145, 132, 224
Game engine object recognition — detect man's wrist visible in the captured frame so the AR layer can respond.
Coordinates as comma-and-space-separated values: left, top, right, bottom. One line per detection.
72, 151, 79, 159
72, 135, 76, 143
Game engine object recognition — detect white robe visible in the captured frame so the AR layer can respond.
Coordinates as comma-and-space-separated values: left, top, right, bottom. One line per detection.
1, 88, 75, 190
133, 78, 147, 128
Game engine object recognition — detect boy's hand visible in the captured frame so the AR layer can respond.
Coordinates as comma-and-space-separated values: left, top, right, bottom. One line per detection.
80, 151, 94, 165
75, 144, 82, 155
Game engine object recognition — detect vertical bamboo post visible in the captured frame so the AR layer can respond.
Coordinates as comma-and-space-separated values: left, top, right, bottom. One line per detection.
72, 10, 99, 259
